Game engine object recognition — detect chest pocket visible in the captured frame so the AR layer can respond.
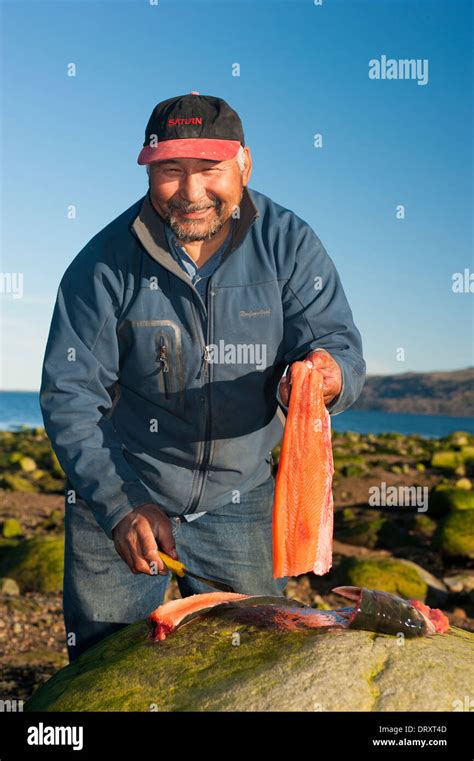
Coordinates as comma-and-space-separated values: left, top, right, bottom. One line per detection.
125, 319, 185, 414
154, 322, 185, 408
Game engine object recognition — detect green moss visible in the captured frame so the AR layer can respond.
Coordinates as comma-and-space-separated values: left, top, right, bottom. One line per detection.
1, 518, 23, 538
36, 473, 65, 494
430, 487, 474, 516
18, 456, 37, 472
0, 536, 64, 593
445, 431, 471, 448
337, 516, 387, 549
26, 612, 310, 712
431, 450, 463, 471
333, 454, 365, 466
412, 515, 437, 540
461, 446, 474, 466
434, 510, 474, 559
0, 473, 38, 493
342, 464, 366, 477
337, 557, 428, 600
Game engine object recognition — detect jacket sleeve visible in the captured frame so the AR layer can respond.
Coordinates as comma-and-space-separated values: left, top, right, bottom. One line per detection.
280, 225, 366, 416
39, 251, 153, 539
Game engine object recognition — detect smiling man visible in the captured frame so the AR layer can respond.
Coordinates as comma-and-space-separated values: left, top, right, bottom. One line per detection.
40, 92, 366, 662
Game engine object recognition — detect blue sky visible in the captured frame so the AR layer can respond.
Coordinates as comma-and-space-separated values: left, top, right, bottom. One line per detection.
1, 0, 472, 390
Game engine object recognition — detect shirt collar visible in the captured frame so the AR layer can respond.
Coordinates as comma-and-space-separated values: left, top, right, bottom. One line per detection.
131, 186, 259, 285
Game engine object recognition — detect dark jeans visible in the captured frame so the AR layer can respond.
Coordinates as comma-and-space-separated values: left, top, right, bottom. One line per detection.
63, 473, 288, 662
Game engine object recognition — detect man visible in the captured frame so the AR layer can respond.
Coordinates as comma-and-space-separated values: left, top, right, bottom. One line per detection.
40, 92, 366, 662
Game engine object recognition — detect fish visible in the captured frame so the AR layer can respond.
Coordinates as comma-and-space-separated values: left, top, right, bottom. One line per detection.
147, 586, 449, 642
273, 360, 334, 578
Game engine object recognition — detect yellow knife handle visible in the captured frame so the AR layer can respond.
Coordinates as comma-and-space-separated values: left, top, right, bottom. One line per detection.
158, 550, 186, 577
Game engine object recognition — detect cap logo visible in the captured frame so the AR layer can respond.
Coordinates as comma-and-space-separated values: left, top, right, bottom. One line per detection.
167, 117, 203, 127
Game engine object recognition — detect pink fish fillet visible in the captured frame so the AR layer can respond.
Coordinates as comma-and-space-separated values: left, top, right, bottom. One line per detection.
273, 360, 334, 577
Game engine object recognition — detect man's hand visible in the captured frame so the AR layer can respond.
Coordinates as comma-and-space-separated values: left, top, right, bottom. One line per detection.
112, 504, 179, 576
278, 348, 343, 408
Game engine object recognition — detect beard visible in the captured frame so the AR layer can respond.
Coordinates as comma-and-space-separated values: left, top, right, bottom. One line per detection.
162, 185, 243, 243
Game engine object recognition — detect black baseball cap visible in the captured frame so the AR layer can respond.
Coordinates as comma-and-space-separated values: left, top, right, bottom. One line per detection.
137, 92, 245, 165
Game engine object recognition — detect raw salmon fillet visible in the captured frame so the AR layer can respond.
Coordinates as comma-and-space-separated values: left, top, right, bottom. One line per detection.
273, 359, 334, 577
149, 592, 247, 641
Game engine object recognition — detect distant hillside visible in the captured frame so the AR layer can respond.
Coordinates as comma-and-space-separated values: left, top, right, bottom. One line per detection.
352, 367, 474, 417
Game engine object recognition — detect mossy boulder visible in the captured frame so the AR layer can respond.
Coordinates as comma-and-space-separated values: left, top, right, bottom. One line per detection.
335, 508, 390, 549
25, 607, 474, 712
461, 447, 474, 474
431, 450, 463, 472
411, 514, 437, 540
18, 456, 37, 473
429, 487, 474, 516
446, 431, 471, 448
35, 473, 65, 494
337, 557, 428, 600
0, 577, 20, 595
0, 473, 38, 493
1, 518, 23, 538
0, 536, 64, 593
434, 510, 474, 559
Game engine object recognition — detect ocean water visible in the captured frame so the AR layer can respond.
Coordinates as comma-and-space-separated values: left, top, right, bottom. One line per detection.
0, 391, 473, 439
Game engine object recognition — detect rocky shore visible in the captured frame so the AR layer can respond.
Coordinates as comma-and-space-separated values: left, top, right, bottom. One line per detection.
1, 426, 473, 703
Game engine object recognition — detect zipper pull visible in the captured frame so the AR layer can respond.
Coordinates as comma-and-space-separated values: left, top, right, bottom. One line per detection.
159, 339, 169, 373
202, 345, 210, 376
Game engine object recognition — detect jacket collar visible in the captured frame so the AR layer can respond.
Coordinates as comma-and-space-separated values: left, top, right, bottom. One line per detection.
131, 186, 259, 282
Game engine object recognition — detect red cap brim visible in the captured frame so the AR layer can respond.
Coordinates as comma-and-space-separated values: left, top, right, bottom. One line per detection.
137, 138, 242, 165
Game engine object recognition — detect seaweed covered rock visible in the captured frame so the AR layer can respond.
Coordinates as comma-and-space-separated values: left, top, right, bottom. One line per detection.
429, 486, 474, 517
431, 450, 463, 472
1, 518, 23, 538
25, 607, 473, 712
434, 510, 474, 559
0, 577, 20, 595
0, 535, 64, 593
337, 557, 428, 600
335, 509, 387, 549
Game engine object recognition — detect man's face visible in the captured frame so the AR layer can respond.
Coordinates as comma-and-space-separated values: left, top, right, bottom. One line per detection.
147, 149, 252, 243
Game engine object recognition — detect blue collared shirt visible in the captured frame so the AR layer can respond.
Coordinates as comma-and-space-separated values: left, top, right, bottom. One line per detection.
164, 218, 234, 309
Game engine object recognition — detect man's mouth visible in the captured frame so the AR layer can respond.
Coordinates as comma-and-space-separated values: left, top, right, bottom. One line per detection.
174, 206, 214, 219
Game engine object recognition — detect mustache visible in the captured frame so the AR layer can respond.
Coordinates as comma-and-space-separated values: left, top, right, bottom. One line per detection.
169, 200, 220, 213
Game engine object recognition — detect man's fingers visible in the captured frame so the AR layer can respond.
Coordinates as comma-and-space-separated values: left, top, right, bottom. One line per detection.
115, 541, 138, 574
138, 528, 168, 576
279, 376, 290, 406
156, 519, 178, 560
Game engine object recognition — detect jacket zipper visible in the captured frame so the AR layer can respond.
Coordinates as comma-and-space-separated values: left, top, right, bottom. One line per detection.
158, 336, 171, 399
186, 288, 214, 515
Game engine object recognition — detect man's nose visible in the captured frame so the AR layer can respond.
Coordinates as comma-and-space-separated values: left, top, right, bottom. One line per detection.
179, 173, 208, 204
